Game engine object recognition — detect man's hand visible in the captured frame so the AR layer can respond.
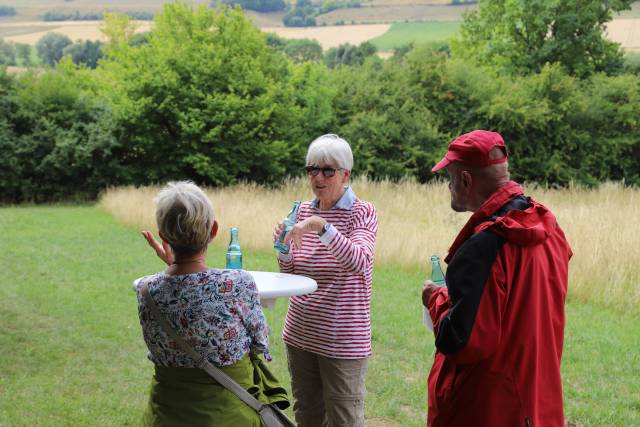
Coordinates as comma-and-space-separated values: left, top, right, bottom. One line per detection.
422, 280, 440, 307
141, 230, 174, 266
284, 215, 327, 250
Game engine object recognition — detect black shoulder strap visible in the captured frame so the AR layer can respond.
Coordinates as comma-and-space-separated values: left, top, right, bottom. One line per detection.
487, 195, 530, 222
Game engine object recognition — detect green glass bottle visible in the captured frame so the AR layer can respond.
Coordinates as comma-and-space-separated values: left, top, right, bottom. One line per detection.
226, 227, 242, 269
430, 255, 446, 287
274, 201, 301, 254
424, 254, 446, 330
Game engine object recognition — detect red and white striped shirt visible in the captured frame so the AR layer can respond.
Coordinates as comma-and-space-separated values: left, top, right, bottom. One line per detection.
278, 187, 378, 359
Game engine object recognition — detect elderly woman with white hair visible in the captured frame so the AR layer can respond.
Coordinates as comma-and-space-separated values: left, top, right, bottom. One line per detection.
137, 181, 290, 426
273, 134, 378, 427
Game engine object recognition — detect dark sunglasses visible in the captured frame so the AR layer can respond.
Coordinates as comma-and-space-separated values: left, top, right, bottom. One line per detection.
305, 166, 340, 177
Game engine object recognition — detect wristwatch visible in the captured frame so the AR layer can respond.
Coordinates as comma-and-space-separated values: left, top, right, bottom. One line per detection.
318, 223, 331, 237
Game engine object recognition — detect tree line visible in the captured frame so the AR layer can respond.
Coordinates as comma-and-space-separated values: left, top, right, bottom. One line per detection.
1, 33, 105, 68
1, 2, 639, 203
42, 10, 154, 21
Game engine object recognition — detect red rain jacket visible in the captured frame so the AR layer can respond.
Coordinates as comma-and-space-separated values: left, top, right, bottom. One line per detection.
426, 181, 572, 427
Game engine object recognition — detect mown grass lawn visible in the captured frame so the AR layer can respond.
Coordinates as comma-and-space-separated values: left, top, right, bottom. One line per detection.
370, 21, 461, 51
1, 206, 638, 426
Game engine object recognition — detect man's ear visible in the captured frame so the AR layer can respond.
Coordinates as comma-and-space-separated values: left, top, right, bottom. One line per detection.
461, 170, 473, 190
210, 220, 219, 240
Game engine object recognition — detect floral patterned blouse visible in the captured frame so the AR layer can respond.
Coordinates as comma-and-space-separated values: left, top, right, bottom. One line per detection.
134, 268, 271, 367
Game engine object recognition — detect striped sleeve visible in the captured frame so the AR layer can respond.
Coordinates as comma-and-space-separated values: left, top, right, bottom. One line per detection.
322, 203, 377, 274
277, 251, 295, 273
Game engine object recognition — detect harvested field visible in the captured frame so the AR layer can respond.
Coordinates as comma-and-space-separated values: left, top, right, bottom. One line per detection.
0, 24, 53, 38
0, 0, 208, 22
1, 20, 388, 48
607, 18, 640, 52
1, 20, 153, 44
2, 13, 639, 54
263, 24, 391, 49
4, 66, 29, 75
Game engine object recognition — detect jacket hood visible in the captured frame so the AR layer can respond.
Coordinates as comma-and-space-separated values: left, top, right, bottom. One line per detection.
476, 201, 557, 247
446, 181, 557, 262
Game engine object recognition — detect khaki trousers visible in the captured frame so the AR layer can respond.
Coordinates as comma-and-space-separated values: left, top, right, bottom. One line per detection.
286, 344, 368, 427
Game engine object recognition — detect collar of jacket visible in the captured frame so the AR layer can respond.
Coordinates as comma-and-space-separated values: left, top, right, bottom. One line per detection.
445, 180, 524, 263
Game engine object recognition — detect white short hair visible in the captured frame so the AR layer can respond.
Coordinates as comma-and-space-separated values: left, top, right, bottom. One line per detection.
305, 134, 354, 171
155, 181, 215, 256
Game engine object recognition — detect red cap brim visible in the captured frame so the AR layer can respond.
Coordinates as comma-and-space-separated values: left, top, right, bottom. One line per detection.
431, 156, 451, 173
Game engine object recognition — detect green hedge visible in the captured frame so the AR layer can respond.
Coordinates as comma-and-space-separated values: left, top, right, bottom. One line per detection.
329, 48, 640, 185
0, 66, 127, 202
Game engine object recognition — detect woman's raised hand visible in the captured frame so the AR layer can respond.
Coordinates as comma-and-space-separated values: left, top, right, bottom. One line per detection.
141, 230, 174, 265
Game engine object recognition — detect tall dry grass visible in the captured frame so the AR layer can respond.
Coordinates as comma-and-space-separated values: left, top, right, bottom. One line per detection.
99, 178, 640, 312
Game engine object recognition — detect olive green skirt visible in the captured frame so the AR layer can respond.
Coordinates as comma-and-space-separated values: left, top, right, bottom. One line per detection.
141, 353, 290, 427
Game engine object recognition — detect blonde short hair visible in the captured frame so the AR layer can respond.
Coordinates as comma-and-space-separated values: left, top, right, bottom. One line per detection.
155, 181, 215, 256
306, 134, 354, 171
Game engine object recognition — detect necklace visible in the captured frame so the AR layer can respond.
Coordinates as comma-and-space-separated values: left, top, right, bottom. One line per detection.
172, 258, 205, 265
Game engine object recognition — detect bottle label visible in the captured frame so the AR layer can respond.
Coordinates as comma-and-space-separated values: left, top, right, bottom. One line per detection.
226, 253, 242, 270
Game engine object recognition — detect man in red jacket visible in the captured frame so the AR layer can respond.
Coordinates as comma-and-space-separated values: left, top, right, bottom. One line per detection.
422, 130, 572, 427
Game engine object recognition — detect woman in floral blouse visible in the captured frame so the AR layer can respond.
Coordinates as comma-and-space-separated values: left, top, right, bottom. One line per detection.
136, 181, 289, 426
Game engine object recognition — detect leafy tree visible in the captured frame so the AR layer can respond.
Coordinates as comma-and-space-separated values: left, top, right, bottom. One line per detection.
0, 38, 16, 65
42, 10, 153, 21
43, 10, 103, 21
0, 61, 125, 202
319, 0, 360, 14
0, 5, 16, 16
0, 68, 19, 201
283, 39, 323, 63
282, 0, 359, 26
283, 0, 317, 27
15, 43, 34, 66
324, 42, 376, 68
35, 32, 72, 66
403, 47, 640, 186
265, 32, 287, 50
213, 0, 286, 12
290, 62, 336, 147
129, 32, 152, 47
623, 52, 640, 75
62, 40, 104, 68
100, 12, 139, 47
265, 33, 323, 63
474, 64, 640, 185
98, 4, 309, 186
331, 56, 446, 181
452, 0, 633, 78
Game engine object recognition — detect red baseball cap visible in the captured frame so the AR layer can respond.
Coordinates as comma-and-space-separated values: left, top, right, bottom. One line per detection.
432, 130, 508, 173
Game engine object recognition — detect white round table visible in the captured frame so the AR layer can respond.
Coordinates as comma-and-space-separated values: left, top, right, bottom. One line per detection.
133, 271, 317, 309
247, 270, 317, 308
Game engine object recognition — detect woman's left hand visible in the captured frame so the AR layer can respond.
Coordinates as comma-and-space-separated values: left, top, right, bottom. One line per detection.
285, 216, 327, 250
